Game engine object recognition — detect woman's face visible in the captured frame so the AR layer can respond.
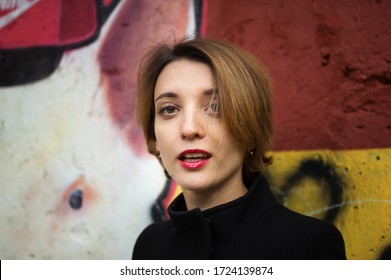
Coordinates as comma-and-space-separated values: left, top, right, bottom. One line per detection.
153, 59, 245, 196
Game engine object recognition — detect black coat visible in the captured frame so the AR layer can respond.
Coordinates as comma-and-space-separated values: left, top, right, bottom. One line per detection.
132, 174, 346, 260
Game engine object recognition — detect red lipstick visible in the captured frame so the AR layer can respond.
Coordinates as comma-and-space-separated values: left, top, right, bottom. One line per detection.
178, 149, 211, 169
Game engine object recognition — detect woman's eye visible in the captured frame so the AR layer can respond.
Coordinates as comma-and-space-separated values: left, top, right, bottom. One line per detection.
205, 101, 220, 116
158, 105, 177, 115
209, 103, 219, 112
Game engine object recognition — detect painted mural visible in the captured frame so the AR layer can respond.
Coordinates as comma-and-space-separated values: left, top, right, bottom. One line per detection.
0, 0, 197, 259
1, 0, 390, 260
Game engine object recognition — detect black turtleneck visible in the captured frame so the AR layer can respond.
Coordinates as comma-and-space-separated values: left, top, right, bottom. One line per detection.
132, 174, 346, 260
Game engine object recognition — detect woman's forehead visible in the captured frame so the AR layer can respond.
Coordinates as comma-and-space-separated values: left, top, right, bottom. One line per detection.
154, 59, 216, 98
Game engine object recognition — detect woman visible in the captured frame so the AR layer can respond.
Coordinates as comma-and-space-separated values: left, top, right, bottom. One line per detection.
132, 37, 346, 260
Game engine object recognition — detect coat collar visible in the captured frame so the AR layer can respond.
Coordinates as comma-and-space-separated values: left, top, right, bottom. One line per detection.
167, 174, 276, 235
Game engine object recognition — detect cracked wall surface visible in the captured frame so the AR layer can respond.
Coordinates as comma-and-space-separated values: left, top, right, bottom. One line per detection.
206, 0, 391, 151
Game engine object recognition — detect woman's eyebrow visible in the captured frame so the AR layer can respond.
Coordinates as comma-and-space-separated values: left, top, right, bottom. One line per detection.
203, 88, 219, 96
154, 92, 178, 102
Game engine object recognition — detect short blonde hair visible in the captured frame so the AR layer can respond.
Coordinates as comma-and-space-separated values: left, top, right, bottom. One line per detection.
137, 37, 273, 178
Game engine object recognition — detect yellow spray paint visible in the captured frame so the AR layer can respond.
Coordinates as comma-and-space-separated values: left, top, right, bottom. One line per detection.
266, 148, 391, 260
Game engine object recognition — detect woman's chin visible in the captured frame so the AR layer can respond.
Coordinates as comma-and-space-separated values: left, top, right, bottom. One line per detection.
176, 177, 215, 193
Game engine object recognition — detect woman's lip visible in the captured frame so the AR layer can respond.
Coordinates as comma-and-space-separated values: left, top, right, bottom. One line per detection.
178, 149, 211, 169
179, 159, 209, 169
178, 149, 211, 158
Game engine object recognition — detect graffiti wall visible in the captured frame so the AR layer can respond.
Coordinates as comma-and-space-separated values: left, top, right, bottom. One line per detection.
1, 0, 390, 260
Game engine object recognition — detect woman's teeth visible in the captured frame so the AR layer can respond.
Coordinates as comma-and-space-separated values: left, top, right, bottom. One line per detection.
182, 153, 210, 161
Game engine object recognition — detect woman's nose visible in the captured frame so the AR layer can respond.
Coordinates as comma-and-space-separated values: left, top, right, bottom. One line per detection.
180, 109, 205, 140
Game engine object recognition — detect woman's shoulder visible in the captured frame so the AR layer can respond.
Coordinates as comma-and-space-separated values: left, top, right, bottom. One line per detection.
269, 202, 341, 234
261, 203, 347, 259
